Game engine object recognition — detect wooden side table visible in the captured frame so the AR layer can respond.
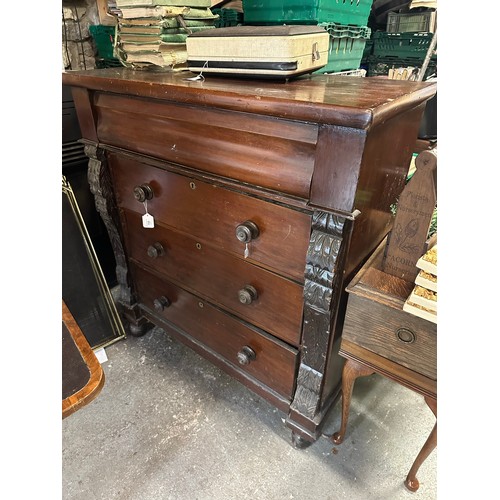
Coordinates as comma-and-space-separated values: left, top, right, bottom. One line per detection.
62, 300, 105, 419
331, 240, 437, 492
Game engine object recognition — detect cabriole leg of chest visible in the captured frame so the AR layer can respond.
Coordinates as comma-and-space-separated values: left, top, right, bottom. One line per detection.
84, 142, 151, 336
286, 211, 351, 445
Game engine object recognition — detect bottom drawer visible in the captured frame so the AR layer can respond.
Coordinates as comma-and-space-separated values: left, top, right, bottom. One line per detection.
130, 263, 299, 399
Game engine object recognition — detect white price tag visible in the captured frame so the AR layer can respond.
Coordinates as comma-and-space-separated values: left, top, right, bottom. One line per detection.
142, 213, 155, 228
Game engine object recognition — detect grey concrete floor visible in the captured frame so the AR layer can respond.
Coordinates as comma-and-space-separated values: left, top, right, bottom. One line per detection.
62, 326, 437, 500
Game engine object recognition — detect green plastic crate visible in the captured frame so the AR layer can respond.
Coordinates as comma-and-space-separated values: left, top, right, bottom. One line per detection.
386, 11, 437, 33
212, 8, 243, 27
89, 25, 116, 60
315, 23, 370, 74
373, 32, 435, 60
242, 0, 373, 26
367, 55, 437, 80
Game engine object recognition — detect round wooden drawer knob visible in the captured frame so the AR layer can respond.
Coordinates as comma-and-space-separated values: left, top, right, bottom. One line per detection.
133, 184, 154, 202
238, 285, 258, 305
147, 242, 165, 259
235, 221, 259, 243
153, 296, 171, 312
237, 346, 256, 365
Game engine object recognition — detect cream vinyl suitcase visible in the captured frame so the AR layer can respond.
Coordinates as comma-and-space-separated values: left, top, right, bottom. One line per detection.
186, 25, 329, 78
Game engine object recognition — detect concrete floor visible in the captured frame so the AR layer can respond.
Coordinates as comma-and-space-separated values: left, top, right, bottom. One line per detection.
62, 326, 437, 500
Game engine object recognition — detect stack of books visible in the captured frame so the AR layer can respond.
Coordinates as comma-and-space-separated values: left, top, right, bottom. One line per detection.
403, 244, 437, 323
115, 0, 218, 68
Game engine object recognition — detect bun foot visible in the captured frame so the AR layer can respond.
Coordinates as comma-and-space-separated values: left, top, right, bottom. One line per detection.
127, 321, 153, 337
291, 432, 312, 449
331, 431, 344, 445
404, 477, 419, 492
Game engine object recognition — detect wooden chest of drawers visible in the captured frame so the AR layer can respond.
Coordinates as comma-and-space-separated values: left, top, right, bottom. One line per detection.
62, 68, 435, 446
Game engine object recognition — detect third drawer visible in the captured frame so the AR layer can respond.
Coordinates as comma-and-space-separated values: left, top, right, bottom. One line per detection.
130, 262, 299, 400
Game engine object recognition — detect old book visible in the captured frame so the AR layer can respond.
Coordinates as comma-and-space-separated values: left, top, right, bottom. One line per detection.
120, 17, 217, 31
119, 6, 215, 19
121, 41, 186, 53
116, 0, 211, 6
119, 25, 167, 35
119, 32, 197, 43
124, 49, 188, 66
119, 33, 163, 43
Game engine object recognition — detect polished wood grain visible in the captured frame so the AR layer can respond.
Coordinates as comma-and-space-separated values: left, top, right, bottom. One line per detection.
62, 300, 105, 419
108, 152, 311, 282
62, 68, 435, 129
122, 209, 304, 346
130, 263, 299, 399
97, 93, 317, 199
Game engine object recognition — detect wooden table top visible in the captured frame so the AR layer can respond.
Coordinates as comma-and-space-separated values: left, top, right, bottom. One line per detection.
62, 301, 105, 419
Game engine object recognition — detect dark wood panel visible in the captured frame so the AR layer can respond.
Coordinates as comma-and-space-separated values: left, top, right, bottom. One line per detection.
70, 87, 97, 142
123, 210, 304, 346
108, 152, 311, 282
95, 93, 316, 198
131, 263, 299, 399
340, 103, 427, 284
310, 124, 366, 213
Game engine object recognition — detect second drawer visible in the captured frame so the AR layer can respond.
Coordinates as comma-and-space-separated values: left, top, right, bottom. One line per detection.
123, 209, 304, 347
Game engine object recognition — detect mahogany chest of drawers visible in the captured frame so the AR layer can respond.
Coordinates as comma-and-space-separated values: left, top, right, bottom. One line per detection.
62, 68, 435, 446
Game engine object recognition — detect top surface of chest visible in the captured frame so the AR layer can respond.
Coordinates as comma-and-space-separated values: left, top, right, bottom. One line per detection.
62, 68, 435, 129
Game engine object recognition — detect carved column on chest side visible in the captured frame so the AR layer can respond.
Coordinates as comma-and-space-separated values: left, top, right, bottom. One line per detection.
71, 86, 152, 336
84, 143, 150, 336
286, 211, 352, 446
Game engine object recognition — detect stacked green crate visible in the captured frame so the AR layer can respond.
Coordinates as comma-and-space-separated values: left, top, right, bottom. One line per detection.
315, 23, 371, 74
89, 25, 121, 68
369, 13, 437, 79
212, 8, 243, 28
242, 0, 374, 74
242, 0, 373, 26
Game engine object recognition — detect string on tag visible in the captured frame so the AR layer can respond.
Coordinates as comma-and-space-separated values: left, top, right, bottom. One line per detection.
183, 61, 208, 82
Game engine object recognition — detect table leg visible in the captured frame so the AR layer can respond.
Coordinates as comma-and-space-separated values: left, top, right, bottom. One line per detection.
331, 358, 374, 445
404, 396, 437, 492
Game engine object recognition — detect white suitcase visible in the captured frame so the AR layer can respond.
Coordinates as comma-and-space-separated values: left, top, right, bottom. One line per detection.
186, 25, 329, 78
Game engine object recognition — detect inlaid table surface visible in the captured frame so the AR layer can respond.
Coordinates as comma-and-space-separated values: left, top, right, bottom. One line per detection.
62, 301, 105, 419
